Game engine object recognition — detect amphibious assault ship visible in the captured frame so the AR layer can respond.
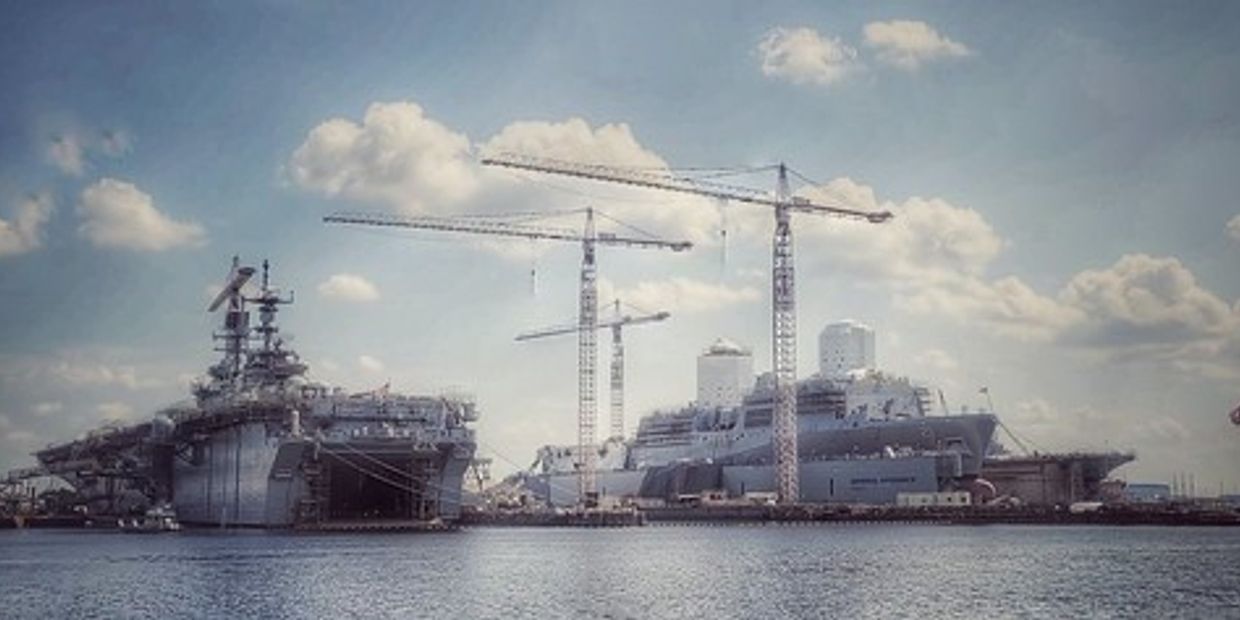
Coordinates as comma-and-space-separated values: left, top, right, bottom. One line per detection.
27, 258, 477, 527
516, 371, 998, 506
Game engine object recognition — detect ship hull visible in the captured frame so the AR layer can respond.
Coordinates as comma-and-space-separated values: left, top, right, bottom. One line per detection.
172, 421, 474, 527
630, 414, 997, 476
525, 453, 966, 507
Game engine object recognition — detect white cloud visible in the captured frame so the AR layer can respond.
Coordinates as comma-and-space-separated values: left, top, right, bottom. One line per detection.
288, 101, 478, 212
787, 178, 1238, 352
77, 178, 206, 251
288, 101, 1236, 369
0, 192, 54, 257
32, 402, 63, 417
317, 273, 380, 302
358, 355, 385, 373
97, 401, 135, 422
291, 104, 720, 249
1227, 214, 1240, 242
1058, 254, 1235, 347
795, 177, 1004, 281
602, 276, 761, 314
47, 134, 86, 176
757, 27, 860, 86
863, 20, 971, 70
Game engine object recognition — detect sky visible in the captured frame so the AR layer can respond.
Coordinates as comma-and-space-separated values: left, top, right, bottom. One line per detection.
1, 2, 1238, 491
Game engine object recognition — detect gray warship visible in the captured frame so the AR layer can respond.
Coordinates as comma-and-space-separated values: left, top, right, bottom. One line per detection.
27, 258, 478, 527
516, 371, 998, 506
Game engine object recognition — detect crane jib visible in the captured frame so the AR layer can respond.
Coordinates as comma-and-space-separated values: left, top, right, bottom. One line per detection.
479, 155, 894, 223
322, 213, 691, 251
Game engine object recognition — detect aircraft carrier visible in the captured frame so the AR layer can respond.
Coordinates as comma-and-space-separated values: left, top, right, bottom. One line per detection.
21, 258, 478, 528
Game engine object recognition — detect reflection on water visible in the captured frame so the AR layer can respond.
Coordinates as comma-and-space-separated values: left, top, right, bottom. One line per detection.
1, 525, 1238, 618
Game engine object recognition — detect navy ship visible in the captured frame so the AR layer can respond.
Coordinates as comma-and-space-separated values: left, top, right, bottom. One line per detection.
29, 258, 478, 528
516, 371, 997, 506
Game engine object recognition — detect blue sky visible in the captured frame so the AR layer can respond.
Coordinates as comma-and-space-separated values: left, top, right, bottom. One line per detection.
2, 2, 1238, 490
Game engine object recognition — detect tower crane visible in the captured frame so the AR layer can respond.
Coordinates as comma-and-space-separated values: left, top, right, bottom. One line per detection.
323, 209, 690, 501
516, 300, 671, 440
480, 153, 893, 504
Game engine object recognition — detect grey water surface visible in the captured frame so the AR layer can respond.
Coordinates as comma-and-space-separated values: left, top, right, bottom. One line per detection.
1, 525, 1238, 619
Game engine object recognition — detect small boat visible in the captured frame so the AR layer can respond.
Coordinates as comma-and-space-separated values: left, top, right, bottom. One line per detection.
119, 504, 182, 533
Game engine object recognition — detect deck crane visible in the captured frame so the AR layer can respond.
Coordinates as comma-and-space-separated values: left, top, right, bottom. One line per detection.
480, 153, 893, 504
516, 300, 671, 440
323, 209, 690, 502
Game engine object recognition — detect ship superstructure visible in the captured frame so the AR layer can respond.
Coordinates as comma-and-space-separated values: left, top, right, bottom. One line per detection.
30, 258, 478, 527
518, 370, 997, 507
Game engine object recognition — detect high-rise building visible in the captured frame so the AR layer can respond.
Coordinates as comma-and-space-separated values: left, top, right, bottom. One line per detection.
697, 338, 753, 408
818, 320, 876, 379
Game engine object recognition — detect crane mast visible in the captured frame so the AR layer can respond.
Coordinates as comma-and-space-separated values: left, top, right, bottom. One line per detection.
610, 316, 624, 439
771, 165, 799, 502
517, 300, 670, 440
578, 209, 599, 497
481, 153, 893, 504
325, 208, 689, 503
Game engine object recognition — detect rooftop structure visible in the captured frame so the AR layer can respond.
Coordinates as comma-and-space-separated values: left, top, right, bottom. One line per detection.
819, 320, 876, 379
696, 338, 753, 409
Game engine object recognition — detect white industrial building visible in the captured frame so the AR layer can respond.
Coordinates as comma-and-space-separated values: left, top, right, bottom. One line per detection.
696, 338, 753, 408
818, 320, 876, 379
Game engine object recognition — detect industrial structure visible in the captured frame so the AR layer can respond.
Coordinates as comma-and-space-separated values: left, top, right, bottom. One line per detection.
324, 209, 690, 500
516, 299, 670, 440
481, 153, 893, 503
819, 320, 877, 379
696, 338, 754, 409
7, 258, 479, 527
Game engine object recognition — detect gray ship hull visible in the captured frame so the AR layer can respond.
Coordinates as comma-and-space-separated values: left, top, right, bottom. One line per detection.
630, 414, 997, 477
172, 420, 474, 527
525, 453, 965, 507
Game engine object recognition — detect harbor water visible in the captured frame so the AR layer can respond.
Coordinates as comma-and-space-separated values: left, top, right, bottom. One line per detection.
1, 525, 1237, 618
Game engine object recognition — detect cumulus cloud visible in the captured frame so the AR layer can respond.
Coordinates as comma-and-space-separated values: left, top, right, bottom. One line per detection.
1058, 254, 1235, 347
358, 355, 385, 373
863, 20, 971, 70
795, 178, 1003, 280
787, 178, 1238, 352
756, 27, 859, 86
1228, 214, 1240, 242
288, 101, 478, 212
291, 103, 720, 247
0, 192, 54, 257
601, 276, 761, 314
77, 178, 206, 251
317, 273, 380, 302
289, 100, 1236, 365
